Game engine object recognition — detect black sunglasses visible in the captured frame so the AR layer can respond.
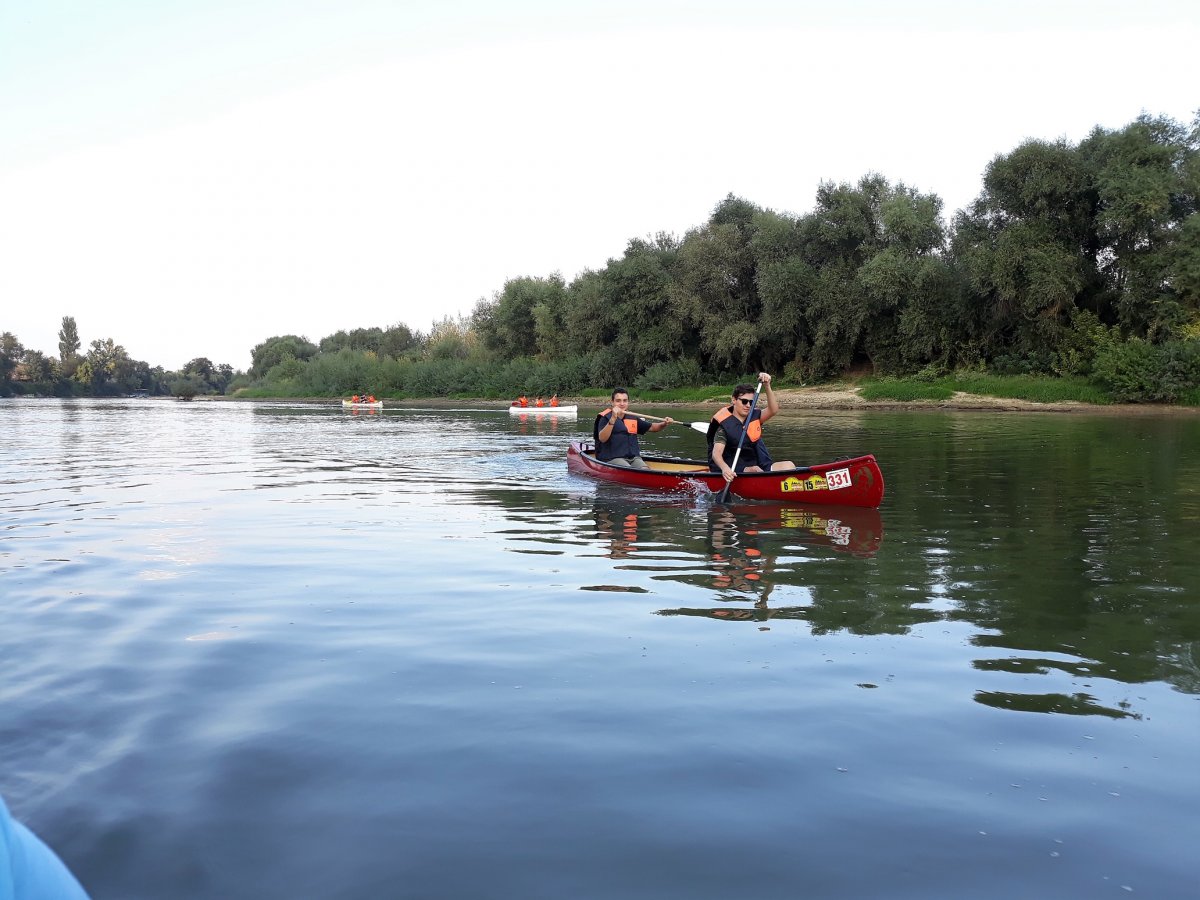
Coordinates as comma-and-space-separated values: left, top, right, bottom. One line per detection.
736, 398, 754, 406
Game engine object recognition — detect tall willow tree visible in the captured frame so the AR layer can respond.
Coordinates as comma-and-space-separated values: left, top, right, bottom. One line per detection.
471, 275, 566, 360
599, 234, 683, 373
952, 138, 1102, 364
1080, 113, 1200, 339
952, 111, 1199, 369
670, 195, 765, 374
753, 208, 816, 374
789, 175, 953, 376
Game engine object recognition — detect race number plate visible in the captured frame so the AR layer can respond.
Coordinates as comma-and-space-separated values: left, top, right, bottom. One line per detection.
825, 467, 852, 491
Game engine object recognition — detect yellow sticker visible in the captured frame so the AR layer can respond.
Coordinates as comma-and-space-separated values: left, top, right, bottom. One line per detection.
781, 474, 827, 493
779, 508, 827, 531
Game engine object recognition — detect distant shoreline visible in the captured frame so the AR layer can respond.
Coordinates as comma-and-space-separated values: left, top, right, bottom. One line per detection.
206, 388, 1200, 417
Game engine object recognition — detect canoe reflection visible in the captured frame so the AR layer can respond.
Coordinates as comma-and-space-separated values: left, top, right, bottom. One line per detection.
650, 502, 884, 620
585, 494, 886, 610
589, 499, 883, 564
724, 503, 883, 559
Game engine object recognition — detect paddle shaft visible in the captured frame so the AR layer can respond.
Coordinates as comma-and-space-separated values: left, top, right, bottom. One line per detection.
626, 411, 709, 433
716, 379, 765, 503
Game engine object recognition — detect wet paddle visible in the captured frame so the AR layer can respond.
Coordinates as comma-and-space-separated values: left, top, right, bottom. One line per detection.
716, 379, 764, 503
627, 411, 709, 434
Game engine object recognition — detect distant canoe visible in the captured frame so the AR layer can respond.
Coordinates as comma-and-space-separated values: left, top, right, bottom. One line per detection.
342, 400, 383, 409
508, 404, 578, 416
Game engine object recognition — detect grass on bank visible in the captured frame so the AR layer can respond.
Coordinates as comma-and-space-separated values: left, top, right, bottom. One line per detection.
859, 374, 1114, 405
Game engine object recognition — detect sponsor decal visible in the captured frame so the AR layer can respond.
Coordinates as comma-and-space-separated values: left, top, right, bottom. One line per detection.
781, 474, 827, 493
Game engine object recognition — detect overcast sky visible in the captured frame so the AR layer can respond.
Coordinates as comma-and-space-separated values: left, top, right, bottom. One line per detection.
2, 0, 1196, 371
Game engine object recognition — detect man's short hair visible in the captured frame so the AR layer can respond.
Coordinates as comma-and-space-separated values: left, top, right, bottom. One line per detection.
732, 383, 756, 398
611, 387, 629, 399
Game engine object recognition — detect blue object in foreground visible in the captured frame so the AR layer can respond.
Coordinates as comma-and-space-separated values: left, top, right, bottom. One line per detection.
0, 795, 90, 900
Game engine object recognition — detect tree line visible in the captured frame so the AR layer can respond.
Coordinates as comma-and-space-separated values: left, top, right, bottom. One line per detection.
464, 111, 1199, 402
0, 316, 236, 398
5, 111, 1197, 403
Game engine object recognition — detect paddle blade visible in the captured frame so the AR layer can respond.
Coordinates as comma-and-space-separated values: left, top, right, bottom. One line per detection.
689, 421, 708, 434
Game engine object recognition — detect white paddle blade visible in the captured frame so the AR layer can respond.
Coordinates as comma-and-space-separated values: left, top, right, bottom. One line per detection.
689, 421, 708, 434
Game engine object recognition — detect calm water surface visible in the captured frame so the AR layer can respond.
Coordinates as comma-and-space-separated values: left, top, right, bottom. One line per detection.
2, 398, 1198, 899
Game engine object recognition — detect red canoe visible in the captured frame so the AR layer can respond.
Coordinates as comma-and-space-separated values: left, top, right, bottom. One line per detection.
567, 441, 885, 508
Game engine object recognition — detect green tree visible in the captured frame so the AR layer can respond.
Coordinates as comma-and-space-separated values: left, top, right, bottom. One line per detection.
249, 335, 318, 378
379, 324, 417, 358
791, 175, 951, 376
752, 209, 815, 374
424, 316, 474, 360
58, 316, 81, 378
600, 235, 683, 372
1, 332, 24, 393
560, 269, 617, 360
670, 195, 764, 373
183, 357, 215, 386
75, 338, 134, 395
951, 140, 1099, 366
170, 375, 204, 399
1080, 113, 1200, 339
179, 357, 233, 394
471, 276, 563, 359
22, 349, 56, 385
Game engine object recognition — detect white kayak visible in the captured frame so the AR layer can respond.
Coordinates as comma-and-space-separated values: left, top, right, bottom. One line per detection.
508, 404, 578, 416
342, 400, 383, 409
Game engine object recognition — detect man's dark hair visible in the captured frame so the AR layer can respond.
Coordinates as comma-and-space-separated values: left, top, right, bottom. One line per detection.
611, 387, 629, 399
732, 383, 756, 398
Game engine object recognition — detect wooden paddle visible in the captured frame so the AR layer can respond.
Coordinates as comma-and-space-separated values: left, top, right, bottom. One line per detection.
626, 411, 709, 434
716, 379, 764, 503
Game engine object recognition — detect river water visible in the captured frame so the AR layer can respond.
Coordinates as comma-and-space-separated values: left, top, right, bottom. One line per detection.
2, 398, 1197, 899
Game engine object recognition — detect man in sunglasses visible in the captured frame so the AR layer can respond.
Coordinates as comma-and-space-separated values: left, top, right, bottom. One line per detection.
708, 372, 794, 482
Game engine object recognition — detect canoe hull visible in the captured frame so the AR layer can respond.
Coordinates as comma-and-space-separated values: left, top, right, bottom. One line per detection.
342, 400, 383, 409
509, 404, 578, 415
567, 441, 884, 508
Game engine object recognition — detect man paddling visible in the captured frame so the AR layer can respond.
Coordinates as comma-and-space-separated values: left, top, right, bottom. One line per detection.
708, 373, 795, 482
594, 388, 673, 469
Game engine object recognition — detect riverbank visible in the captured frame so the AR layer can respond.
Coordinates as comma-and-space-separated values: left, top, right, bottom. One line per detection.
372, 388, 1200, 416
762, 385, 1194, 415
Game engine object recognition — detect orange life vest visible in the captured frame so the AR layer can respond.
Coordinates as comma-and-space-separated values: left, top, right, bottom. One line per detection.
708, 407, 772, 470
594, 408, 645, 461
